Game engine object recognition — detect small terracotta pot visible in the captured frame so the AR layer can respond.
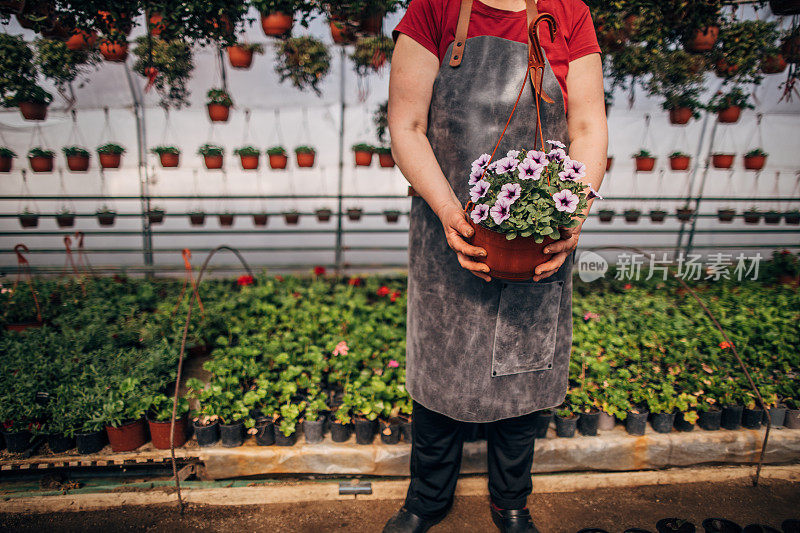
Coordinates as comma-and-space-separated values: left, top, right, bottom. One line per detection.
650, 210, 667, 223
227, 45, 254, 69
354, 150, 373, 167
384, 210, 401, 223
253, 213, 268, 226
66, 30, 97, 51
284, 212, 300, 225
744, 155, 766, 170
204, 154, 223, 169
347, 208, 363, 221
269, 153, 288, 169
159, 152, 180, 168
605, 156, 613, 171
148, 416, 188, 450
634, 156, 655, 172
99, 153, 121, 169
261, 12, 293, 36
0, 156, 13, 172
712, 153, 734, 169
207, 103, 230, 122
67, 154, 90, 172
106, 418, 148, 452
717, 106, 741, 124
468, 220, 555, 281
686, 26, 719, 52
19, 101, 48, 121
316, 208, 332, 222
99, 41, 129, 62
378, 152, 396, 168
239, 154, 260, 170
668, 107, 693, 125
296, 152, 315, 168
669, 155, 690, 171
761, 54, 787, 74
189, 213, 205, 226
29, 156, 54, 173
218, 214, 234, 226
329, 19, 356, 44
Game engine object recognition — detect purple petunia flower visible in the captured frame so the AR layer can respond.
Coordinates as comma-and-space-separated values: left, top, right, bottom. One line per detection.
563, 159, 586, 178
495, 156, 518, 174
470, 203, 490, 223
490, 199, 511, 225
469, 166, 485, 185
547, 148, 568, 164
506, 149, 521, 160
518, 159, 544, 180
558, 167, 581, 181
553, 189, 579, 213
470, 179, 490, 202
587, 186, 603, 200
525, 150, 547, 166
547, 139, 566, 149
498, 182, 521, 204
471, 153, 491, 170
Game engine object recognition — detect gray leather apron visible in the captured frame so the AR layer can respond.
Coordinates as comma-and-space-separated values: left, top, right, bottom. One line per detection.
405, 0, 574, 423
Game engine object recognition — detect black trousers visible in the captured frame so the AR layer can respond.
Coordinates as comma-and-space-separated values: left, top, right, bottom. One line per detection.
403, 400, 538, 520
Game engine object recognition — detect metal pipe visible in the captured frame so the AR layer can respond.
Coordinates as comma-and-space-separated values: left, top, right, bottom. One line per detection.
685, 120, 720, 256
335, 47, 347, 276
676, 107, 712, 252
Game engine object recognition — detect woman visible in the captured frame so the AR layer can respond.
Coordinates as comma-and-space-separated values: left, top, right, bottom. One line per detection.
385, 0, 607, 531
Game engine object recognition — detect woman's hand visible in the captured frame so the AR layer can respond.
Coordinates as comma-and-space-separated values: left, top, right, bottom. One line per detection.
532, 223, 583, 282
439, 205, 491, 282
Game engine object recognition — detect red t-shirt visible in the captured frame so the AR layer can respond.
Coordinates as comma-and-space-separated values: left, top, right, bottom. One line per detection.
392, 0, 601, 110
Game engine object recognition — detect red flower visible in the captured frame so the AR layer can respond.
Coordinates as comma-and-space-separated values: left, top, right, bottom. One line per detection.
237, 275, 254, 286
314, 266, 326, 276
624, 283, 632, 290
719, 341, 733, 349
348, 277, 362, 286
377, 286, 390, 297
275, 275, 284, 282
293, 291, 301, 299
390, 291, 401, 302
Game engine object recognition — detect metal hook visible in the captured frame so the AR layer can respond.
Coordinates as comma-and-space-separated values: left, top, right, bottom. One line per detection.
528, 14, 557, 104
14, 244, 29, 264
74, 231, 84, 249
182, 249, 193, 271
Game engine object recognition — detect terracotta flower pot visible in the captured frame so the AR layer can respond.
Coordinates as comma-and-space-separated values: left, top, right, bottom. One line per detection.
99, 153, 121, 169
668, 107, 694, 125
269, 153, 288, 169
378, 152, 396, 167
676, 208, 694, 222
761, 54, 787, 74
239, 154, 260, 170
712, 153, 734, 169
329, 19, 356, 44
0, 156, 13, 172
385, 210, 401, 223
744, 155, 767, 170
29, 155, 54, 173
260, 12, 293, 36
354, 150, 373, 167
635, 156, 655, 172
99, 41, 129, 62
189, 213, 205, 226
66, 30, 97, 51
18, 101, 48, 121
159, 152, 179, 168
718, 208, 736, 222
148, 416, 188, 450
253, 213, 268, 226
284, 212, 300, 225
686, 26, 719, 52
650, 210, 667, 223
669, 156, 691, 171
468, 220, 555, 281
605, 156, 613, 171
218, 214, 234, 226
347, 208, 363, 221
67, 154, 90, 172
227, 45, 254, 69
717, 106, 741, 123
316, 208, 332, 222
204, 154, 223, 169
106, 418, 148, 452
207, 103, 230, 122
296, 152, 315, 168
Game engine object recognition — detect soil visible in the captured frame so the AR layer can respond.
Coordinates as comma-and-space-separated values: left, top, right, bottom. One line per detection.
0, 479, 797, 532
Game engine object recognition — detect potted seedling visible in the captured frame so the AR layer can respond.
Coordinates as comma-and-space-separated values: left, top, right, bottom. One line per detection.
554, 403, 578, 438
598, 209, 615, 223
28, 148, 55, 172
676, 206, 695, 222
375, 146, 395, 167
785, 209, 800, 225
384, 209, 401, 223
276, 402, 302, 446
256, 0, 296, 36
96, 205, 116, 226
711, 151, 734, 169
743, 148, 767, 170
147, 394, 190, 450
0, 147, 16, 172
226, 42, 263, 70
294, 146, 316, 168
708, 87, 753, 124
717, 207, 736, 222
97, 143, 125, 169
268, 146, 288, 169
650, 208, 667, 223
352, 143, 374, 166
63, 146, 90, 172
633, 149, 656, 172
206, 88, 233, 122
186, 378, 221, 447
234, 146, 261, 170
347, 207, 364, 221
14, 85, 53, 121
743, 207, 761, 224
189, 211, 206, 226
624, 208, 642, 223
218, 212, 235, 226
662, 92, 703, 125
669, 151, 691, 171
284, 209, 300, 224
315, 207, 332, 222
146, 206, 165, 224
151, 146, 180, 168
18, 208, 39, 228
303, 394, 329, 444
764, 209, 782, 224
99, 377, 151, 452
198, 144, 224, 169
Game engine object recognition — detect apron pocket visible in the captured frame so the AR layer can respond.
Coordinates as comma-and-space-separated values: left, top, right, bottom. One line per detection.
491, 280, 564, 378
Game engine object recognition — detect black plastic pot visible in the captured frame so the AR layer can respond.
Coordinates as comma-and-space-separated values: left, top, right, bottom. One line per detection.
721, 405, 743, 430
220, 421, 244, 447
354, 417, 375, 445
656, 518, 696, 533
781, 519, 800, 533
763, 406, 786, 427
702, 518, 742, 533
193, 420, 220, 447
785, 409, 800, 429
48, 433, 75, 453
624, 529, 654, 533
578, 411, 600, 436
380, 421, 401, 445
741, 526, 780, 533
533, 410, 553, 438
303, 418, 325, 444
673, 411, 695, 432
254, 419, 275, 446
651, 412, 676, 433
330, 421, 352, 443
1, 429, 32, 453
75, 429, 107, 454
555, 414, 578, 438
698, 408, 722, 431
275, 430, 297, 446
741, 408, 763, 429
626, 409, 649, 435
400, 421, 413, 443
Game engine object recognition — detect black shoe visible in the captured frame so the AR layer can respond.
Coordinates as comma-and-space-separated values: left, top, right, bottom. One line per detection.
382, 506, 444, 533
490, 504, 540, 533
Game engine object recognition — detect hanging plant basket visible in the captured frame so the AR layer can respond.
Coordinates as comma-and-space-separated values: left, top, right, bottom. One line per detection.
207, 103, 231, 122
347, 207, 363, 221
18, 101, 48, 121
714, 58, 739, 78
295, 147, 316, 168
152, 147, 180, 168
260, 12, 293, 37
744, 152, 767, 170
148, 12, 166, 37
634, 155, 656, 172
718, 208, 736, 222
316, 208, 332, 222
360, 12, 384, 36
253, 213, 269, 226
227, 44, 262, 70
56, 212, 76, 228
760, 54, 787, 74
18, 212, 39, 228
384, 209, 401, 223
189, 212, 206, 226
676, 208, 695, 222
649, 209, 667, 223
686, 26, 720, 52
624, 209, 642, 223
353, 144, 374, 167
764, 211, 782, 224
96, 210, 116, 226
0, 150, 15, 172
65, 153, 90, 172
97, 143, 125, 169
218, 213, 235, 226
199, 144, 224, 170
781, 34, 800, 64
329, 18, 356, 45
669, 154, 691, 171
605, 156, 613, 172
28, 150, 54, 173
147, 208, 165, 224
769, 0, 800, 15
711, 153, 734, 169
717, 106, 742, 123
238, 154, 260, 170
99, 40, 129, 62
598, 209, 614, 223
284, 211, 300, 225
668, 107, 694, 125
784, 211, 800, 225
268, 148, 288, 170
743, 210, 761, 224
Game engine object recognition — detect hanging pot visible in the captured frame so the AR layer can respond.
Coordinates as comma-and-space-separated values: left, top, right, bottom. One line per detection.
0, 155, 13, 172
467, 218, 555, 281
269, 153, 288, 169
260, 12, 293, 37
763, 211, 781, 224
760, 54, 787, 74
384, 210, 401, 223
686, 25, 719, 52
207, 103, 230, 123
605, 156, 613, 172
218, 214, 235, 226
676, 208, 694, 222
159, 152, 180, 168
347, 207, 363, 221
97, 10, 132, 36
227, 45, 254, 69
147, 415, 188, 450
668, 107, 694, 125
743, 154, 767, 170
650, 209, 667, 223
56, 213, 75, 228
634, 156, 656, 172
717, 208, 736, 222
189, 212, 206, 226
598, 209, 614, 223
711, 153, 734, 169
784, 211, 800, 225
316, 208, 332, 222
97, 212, 116, 226
99, 40, 129, 62
66, 30, 97, 51
253, 213, 269, 226
284, 212, 300, 224
204, 154, 223, 170
239, 154, 260, 170
623, 209, 641, 223
354, 150, 373, 167
193, 420, 220, 447
147, 210, 165, 224
66, 154, 90, 172
378, 152, 396, 168
781, 35, 800, 64
329, 18, 356, 45
106, 418, 148, 452
296, 151, 316, 168
669, 155, 690, 171
19, 213, 38, 228
717, 106, 741, 124
18, 101, 48, 121
743, 210, 761, 224
99, 153, 121, 169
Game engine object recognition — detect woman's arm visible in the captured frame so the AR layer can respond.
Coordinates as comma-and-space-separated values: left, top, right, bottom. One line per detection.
532, 52, 607, 282
388, 34, 491, 281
